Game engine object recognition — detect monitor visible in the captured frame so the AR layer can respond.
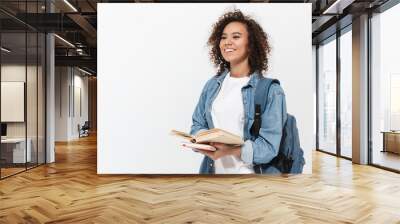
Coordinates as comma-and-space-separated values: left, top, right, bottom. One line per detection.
1, 123, 7, 137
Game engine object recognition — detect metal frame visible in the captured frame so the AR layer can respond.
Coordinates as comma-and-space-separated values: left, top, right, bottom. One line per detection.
25, 2, 28, 171
0, 24, 2, 179
336, 28, 341, 157
36, 1, 39, 167
0, 0, 47, 180
367, 11, 373, 166
316, 0, 400, 173
374, 0, 400, 13
44, 0, 47, 165
316, 44, 319, 151
316, 22, 353, 160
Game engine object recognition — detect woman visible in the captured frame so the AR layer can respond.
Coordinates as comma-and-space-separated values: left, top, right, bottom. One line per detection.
189, 10, 287, 174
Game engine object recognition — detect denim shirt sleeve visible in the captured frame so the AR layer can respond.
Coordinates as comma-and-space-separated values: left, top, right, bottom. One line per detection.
189, 79, 212, 135
240, 83, 288, 165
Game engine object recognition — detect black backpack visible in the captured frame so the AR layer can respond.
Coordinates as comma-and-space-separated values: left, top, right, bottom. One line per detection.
250, 77, 305, 174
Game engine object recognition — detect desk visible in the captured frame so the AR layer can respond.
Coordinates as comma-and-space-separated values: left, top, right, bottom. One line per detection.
1, 138, 31, 163
381, 131, 400, 154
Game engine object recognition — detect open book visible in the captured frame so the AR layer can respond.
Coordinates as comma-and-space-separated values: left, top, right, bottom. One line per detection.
170, 128, 244, 145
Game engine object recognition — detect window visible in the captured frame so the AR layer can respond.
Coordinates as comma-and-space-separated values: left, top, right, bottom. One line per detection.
318, 36, 337, 154
370, 2, 400, 171
340, 28, 352, 158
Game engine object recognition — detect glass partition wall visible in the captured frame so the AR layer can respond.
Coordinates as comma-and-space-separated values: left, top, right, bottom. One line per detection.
370, 3, 400, 172
0, 31, 27, 177
0, 2, 46, 179
317, 26, 353, 159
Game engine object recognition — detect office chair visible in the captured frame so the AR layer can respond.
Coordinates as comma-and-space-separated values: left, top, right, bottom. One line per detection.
79, 121, 90, 138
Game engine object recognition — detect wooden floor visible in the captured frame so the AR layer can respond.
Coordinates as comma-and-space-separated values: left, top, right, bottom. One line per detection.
1, 135, 400, 223
372, 151, 400, 171
0, 167, 26, 178
1, 163, 43, 178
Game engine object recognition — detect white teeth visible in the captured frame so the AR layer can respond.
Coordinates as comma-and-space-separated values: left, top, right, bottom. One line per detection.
225, 49, 234, 52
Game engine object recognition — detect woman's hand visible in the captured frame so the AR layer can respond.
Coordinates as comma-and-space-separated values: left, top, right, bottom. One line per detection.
195, 143, 241, 161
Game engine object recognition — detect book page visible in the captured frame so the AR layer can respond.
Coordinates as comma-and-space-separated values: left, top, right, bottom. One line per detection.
195, 129, 244, 145
170, 130, 195, 142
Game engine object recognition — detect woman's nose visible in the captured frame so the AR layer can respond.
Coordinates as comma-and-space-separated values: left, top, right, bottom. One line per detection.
224, 39, 233, 46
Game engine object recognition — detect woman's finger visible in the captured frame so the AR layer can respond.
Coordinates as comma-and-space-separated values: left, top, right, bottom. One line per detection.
212, 142, 226, 148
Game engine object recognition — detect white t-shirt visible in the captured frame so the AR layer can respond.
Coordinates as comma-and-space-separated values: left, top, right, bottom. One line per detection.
211, 73, 255, 174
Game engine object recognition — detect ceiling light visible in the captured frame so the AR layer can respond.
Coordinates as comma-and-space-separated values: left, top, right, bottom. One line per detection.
76, 48, 84, 55
322, 0, 355, 15
1, 47, 11, 53
54, 34, 75, 48
78, 67, 93, 76
63, 0, 78, 12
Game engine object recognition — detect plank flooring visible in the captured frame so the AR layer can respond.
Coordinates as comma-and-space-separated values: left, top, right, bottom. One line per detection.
0, 134, 400, 223
372, 151, 400, 171
0, 167, 26, 178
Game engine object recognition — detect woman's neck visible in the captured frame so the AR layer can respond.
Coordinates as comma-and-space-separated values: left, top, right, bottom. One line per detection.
230, 59, 250, 78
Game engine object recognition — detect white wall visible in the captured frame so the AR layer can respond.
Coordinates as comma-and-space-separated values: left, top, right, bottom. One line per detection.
98, 3, 313, 174
72, 72, 89, 138
55, 67, 89, 141
1, 65, 39, 137
55, 67, 69, 141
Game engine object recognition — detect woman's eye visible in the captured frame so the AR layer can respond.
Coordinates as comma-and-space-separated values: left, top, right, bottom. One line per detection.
233, 36, 240, 39
221, 36, 227, 39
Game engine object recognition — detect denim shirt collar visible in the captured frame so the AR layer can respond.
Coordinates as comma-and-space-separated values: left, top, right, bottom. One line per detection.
215, 69, 261, 88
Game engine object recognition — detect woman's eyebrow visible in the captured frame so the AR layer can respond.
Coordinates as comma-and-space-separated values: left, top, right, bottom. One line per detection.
221, 32, 242, 36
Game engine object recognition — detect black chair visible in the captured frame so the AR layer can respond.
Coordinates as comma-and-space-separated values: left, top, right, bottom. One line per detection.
79, 121, 90, 138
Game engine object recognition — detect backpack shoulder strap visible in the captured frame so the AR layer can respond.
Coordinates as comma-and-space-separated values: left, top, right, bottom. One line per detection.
254, 77, 280, 114
251, 77, 280, 137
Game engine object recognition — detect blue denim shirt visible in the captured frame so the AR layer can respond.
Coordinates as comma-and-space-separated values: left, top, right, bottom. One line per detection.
190, 70, 287, 174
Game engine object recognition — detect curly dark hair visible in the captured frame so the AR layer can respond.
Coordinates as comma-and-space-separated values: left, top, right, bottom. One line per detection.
207, 9, 271, 76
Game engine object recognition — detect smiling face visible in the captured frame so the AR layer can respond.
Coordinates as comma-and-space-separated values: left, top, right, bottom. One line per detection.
219, 22, 249, 66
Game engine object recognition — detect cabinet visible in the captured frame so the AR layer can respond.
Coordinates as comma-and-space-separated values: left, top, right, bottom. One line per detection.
382, 131, 400, 154
0, 138, 32, 165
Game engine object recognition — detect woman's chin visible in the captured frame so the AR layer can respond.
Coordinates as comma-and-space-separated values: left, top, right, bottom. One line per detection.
227, 59, 243, 66
224, 57, 237, 64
